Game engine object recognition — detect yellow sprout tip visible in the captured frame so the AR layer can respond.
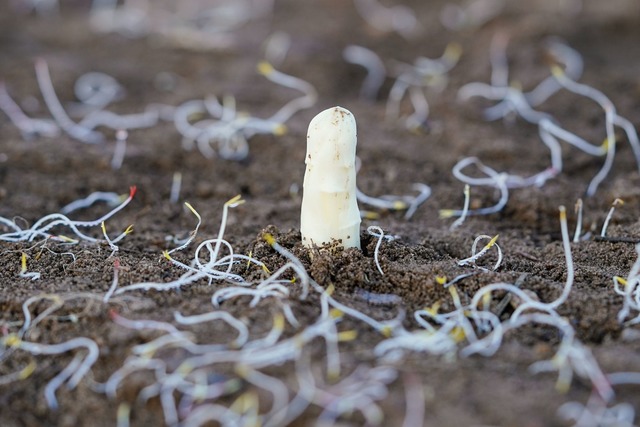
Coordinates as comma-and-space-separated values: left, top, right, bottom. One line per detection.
261, 264, 271, 274
257, 61, 274, 76
338, 330, 358, 342
482, 292, 492, 307
601, 137, 614, 150
273, 313, 285, 331
450, 326, 466, 343
435, 275, 447, 285
241, 391, 259, 412
177, 362, 193, 375
393, 201, 408, 210
19, 361, 37, 380
381, 325, 393, 337
234, 364, 250, 378
262, 233, 276, 246
326, 283, 335, 296
362, 211, 380, 220
425, 301, 441, 316
124, 225, 134, 235
116, 403, 131, 423
559, 205, 567, 221
101, 221, 107, 233
487, 234, 499, 247
20, 252, 27, 272
445, 42, 463, 61
226, 195, 245, 207
509, 80, 523, 91
550, 65, 565, 78
328, 368, 341, 382
184, 202, 199, 215
614, 276, 628, 287
139, 349, 157, 359
613, 198, 624, 206
329, 308, 343, 319
163, 250, 172, 260
555, 379, 571, 394
5, 334, 21, 347
439, 209, 455, 219
273, 124, 287, 136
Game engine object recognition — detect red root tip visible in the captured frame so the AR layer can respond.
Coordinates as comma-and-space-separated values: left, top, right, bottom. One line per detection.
108, 309, 119, 320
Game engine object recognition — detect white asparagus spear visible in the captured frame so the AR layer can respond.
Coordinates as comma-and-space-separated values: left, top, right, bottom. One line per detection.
301, 106, 361, 249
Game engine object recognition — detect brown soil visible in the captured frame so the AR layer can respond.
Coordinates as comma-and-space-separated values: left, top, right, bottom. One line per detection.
1, 1, 640, 426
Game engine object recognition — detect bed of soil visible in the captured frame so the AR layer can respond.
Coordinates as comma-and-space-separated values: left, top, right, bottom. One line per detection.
1, 1, 640, 426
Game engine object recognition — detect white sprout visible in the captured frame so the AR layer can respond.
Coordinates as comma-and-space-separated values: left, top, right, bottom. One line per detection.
111, 129, 128, 170
257, 61, 318, 125
264, 32, 292, 67
446, 157, 509, 217
103, 258, 121, 303
353, 0, 420, 39
550, 67, 639, 196
355, 157, 432, 218
440, 0, 505, 31
168, 202, 202, 254
458, 234, 502, 271
34, 59, 104, 144
101, 221, 120, 256
401, 373, 425, 427
343, 45, 387, 101
2, 335, 99, 409
559, 397, 635, 427
386, 42, 461, 130
115, 196, 251, 295
613, 244, 640, 325
60, 191, 123, 215
573, 199, 584, 242
73, 71, 124, 109
600, 198, 623, 237
366, 226, 397, 275
170, 172, 182, 204
0, 82, 59, 139
18, 252, 41, 281
175, 311, 249, 348
447, 184, 471, 230
0, 187, 136, 244
453, 37, 640, 199
173, 64, 312, 162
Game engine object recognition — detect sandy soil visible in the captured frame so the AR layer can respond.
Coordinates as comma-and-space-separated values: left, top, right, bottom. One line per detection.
1, 1, 640, 426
